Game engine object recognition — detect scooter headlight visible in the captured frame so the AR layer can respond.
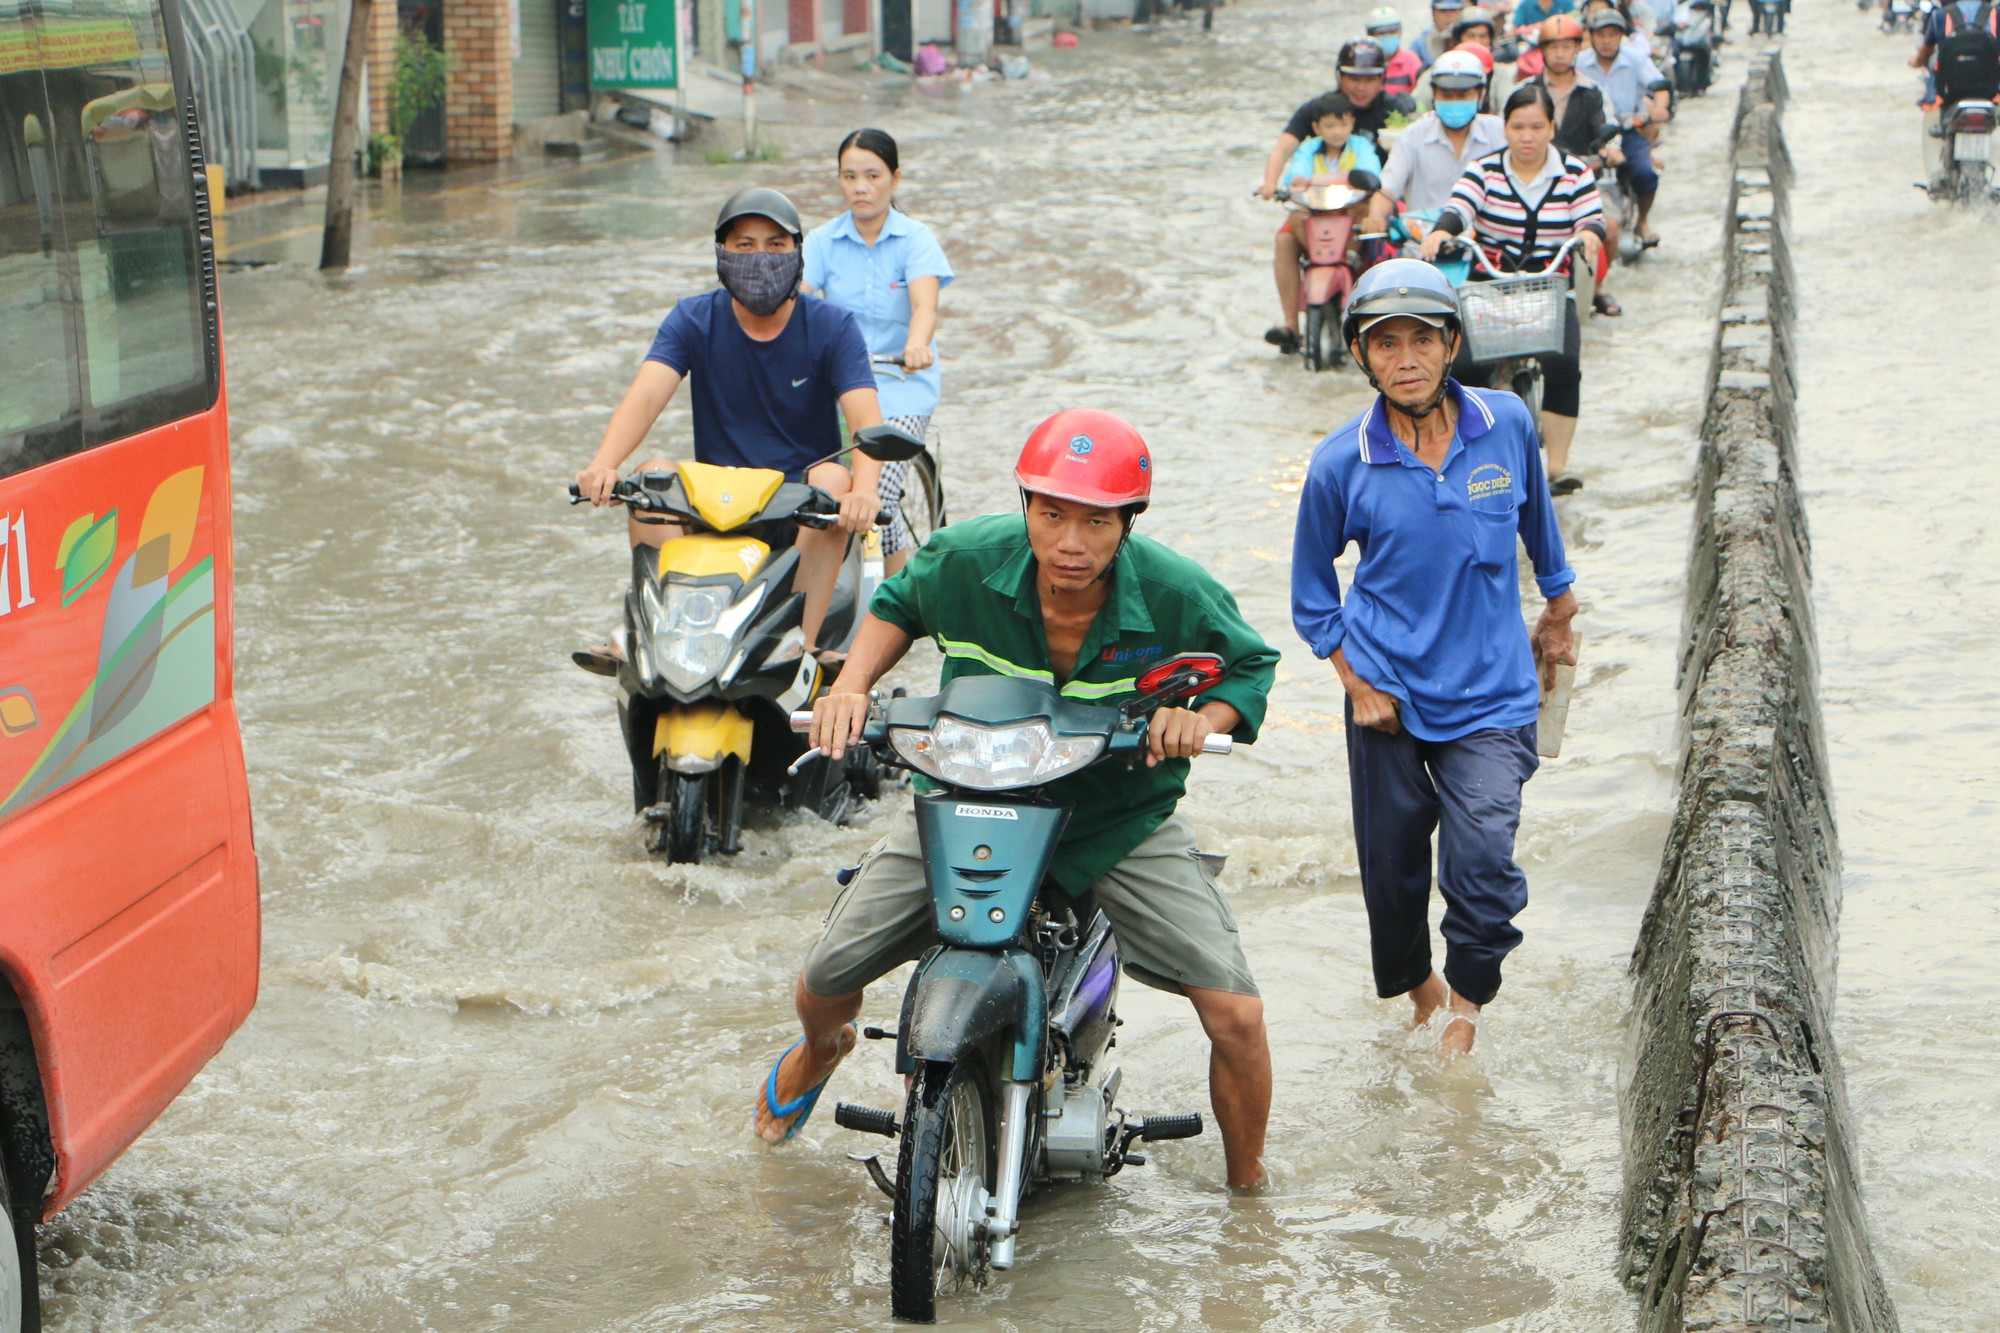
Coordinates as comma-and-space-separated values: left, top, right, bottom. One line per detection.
651, 582, 765, 694
890, 717, 1106, 791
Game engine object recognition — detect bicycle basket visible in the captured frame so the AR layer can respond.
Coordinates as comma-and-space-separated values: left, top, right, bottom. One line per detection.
1459, 271, 1569, 361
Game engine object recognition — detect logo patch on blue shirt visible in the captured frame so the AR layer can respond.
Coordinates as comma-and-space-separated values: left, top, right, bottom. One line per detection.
1467, 462, 1514, 511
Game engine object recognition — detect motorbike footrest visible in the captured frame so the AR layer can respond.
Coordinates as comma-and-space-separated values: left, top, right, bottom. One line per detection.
834, 1102, 900, 1138
641, 803, 671, 824
1139, 1112, 1204, 1142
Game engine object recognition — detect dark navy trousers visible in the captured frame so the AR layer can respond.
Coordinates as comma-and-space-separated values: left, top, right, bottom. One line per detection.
1344, 707, 1539, 1007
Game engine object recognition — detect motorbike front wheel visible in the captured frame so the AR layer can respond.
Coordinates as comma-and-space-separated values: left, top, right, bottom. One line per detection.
1303, 303, 1342, 372
1497, 358, 1545, 438
891, 1062, 995, 1323
650, 767, 709, 863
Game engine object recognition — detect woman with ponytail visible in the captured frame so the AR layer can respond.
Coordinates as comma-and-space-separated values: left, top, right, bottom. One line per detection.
804, 129, 955, 571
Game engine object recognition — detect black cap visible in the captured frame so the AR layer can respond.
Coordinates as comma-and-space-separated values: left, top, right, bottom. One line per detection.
1338, 37, 1388, 74
714, 186, 803, 242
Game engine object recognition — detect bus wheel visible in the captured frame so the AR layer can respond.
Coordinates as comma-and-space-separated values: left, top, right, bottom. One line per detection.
1, 1156, 38, 1333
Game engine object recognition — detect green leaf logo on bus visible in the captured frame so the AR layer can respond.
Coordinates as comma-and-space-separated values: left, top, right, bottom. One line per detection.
1, 466, 214, 817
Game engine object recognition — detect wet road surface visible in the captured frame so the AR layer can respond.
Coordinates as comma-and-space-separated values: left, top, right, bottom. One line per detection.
1785, 11, 2000, 1331
35, 1, 1755, 1326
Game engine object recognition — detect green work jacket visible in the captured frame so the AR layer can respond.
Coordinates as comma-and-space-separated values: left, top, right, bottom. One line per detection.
870, 513, 1280, 895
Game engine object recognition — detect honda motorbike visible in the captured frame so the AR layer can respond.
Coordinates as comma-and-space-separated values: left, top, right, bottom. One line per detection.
567, 426, 926, 862
1925, 94, 1999, 203
1272, 174, 1378, 371
803, 657, 1235, 1322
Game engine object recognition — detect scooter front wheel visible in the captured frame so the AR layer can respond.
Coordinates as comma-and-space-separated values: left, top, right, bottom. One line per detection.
1303, 303, 1343, 372
650, 768, 709, 863
891, 1061, 994, 1322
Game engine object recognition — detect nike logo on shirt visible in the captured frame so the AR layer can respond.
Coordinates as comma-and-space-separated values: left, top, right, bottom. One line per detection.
791, 377, 809, 387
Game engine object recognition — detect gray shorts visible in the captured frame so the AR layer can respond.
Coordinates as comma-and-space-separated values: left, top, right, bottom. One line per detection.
800, 807, 1259, 999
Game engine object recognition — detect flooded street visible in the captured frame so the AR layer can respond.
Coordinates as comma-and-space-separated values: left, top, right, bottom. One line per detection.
1784, 13, 2000, 1333
34, 1, 1752, 1326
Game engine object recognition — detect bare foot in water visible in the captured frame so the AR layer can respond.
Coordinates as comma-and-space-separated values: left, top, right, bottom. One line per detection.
1409, 972, 1450, 1028
1439, 992, 1481, 1061
752, 1022, 857, 1142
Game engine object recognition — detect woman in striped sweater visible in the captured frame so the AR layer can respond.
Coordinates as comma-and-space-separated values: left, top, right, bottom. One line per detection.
1420, 83, 1605, 494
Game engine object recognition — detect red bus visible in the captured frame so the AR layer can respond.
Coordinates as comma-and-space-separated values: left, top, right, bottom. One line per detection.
0, 0, 259, 1323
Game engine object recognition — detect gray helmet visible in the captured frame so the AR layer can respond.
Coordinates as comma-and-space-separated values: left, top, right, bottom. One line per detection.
714, 186, 804, 242
1341, 258, 1463, 348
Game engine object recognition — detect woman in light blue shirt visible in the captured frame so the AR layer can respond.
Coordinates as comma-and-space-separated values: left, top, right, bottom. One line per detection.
804, 128, 954, 571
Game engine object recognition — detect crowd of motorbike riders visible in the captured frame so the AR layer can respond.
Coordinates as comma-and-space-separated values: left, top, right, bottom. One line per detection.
565, 0, 1750, 1196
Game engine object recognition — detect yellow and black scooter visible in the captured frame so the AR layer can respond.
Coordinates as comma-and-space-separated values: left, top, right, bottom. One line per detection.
568, 427, 926, 862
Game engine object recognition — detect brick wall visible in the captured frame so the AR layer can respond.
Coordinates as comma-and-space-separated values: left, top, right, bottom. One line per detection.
366, 0, 396, 136
445, 0, 514, 162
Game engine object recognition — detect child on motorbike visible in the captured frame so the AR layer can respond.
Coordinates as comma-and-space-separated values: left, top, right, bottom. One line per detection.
1267, 94, 1384, 354
1281, 93, 1386, 189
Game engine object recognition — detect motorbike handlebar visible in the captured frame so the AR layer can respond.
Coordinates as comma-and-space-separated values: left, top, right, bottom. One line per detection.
786, 711, 1235, 756
1439, 232, 1586, 279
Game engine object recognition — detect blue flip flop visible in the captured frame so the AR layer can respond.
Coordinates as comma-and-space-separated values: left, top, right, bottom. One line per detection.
760, 1026, 852, 1140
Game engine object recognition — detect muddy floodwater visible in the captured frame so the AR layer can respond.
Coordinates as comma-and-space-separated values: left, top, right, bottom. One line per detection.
1784, 13, 2000, 1333
33, 1, 1776, 1326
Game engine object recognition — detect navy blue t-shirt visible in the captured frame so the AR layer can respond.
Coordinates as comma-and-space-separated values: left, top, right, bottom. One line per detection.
645, 288, 877, 478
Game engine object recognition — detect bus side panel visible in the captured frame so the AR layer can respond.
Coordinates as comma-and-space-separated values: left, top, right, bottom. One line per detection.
0, 406, 258, 1215
1, 715, 255, 1213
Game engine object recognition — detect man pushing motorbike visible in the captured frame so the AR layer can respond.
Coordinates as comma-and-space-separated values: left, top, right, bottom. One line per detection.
574, 187, 886, 659
1291, 261, 1578, 1061
753, 410, 1279, 1189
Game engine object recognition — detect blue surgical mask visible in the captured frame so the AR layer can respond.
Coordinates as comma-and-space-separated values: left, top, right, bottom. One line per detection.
1436, 98, 1479, 129
1374, 33, 1401, 54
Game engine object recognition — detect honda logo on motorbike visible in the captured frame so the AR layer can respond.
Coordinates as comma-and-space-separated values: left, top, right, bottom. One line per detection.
955, 804, 1019, 820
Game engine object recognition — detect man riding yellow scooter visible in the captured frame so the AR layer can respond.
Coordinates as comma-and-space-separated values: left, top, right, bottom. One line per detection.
571, 187, 917, 859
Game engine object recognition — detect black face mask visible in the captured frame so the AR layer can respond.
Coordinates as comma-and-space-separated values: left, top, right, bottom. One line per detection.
715, 245, 803, 317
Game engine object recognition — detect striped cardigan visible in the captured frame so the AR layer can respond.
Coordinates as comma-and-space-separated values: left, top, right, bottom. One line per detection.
1444, 149, 1606, 273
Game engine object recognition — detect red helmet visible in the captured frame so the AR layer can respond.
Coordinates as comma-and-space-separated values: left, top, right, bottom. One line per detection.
1014, 409, 1153, 511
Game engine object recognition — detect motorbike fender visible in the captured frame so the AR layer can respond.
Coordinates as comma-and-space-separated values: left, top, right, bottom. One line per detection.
654, 701, 753, 774
895, 947, 1047, 1083
1301, 264, 1354, 310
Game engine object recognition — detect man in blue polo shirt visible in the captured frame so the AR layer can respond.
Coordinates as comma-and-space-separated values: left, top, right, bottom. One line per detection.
1290, 260, 1577, 1061
576, 187, 885, 654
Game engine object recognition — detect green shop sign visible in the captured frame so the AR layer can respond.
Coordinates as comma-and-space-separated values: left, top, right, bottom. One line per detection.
588, 0, 679, 90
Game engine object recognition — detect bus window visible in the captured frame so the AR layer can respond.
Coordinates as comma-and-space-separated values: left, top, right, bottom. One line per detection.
0, 0, 82, 472
0, 0, 211, 479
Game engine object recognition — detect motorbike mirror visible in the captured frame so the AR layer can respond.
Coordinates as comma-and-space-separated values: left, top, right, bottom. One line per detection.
852, 423, 927, 462
1134, 653, 1226, 702
1346, 169, 1382, 195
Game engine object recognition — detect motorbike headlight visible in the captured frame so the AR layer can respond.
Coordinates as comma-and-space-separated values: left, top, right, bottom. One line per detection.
889, 717, 1106, 791
651, 582, 765, 694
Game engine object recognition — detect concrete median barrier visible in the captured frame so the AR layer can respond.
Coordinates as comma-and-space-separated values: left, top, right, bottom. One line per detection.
1619, 49, 1901, 1333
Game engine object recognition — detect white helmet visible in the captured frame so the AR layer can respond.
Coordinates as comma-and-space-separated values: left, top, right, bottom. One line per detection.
1366, 4, 1403, 31
1429, 48, 1488, 89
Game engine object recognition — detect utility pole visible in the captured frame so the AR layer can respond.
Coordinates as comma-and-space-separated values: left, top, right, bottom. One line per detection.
321, 0, 378, 270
